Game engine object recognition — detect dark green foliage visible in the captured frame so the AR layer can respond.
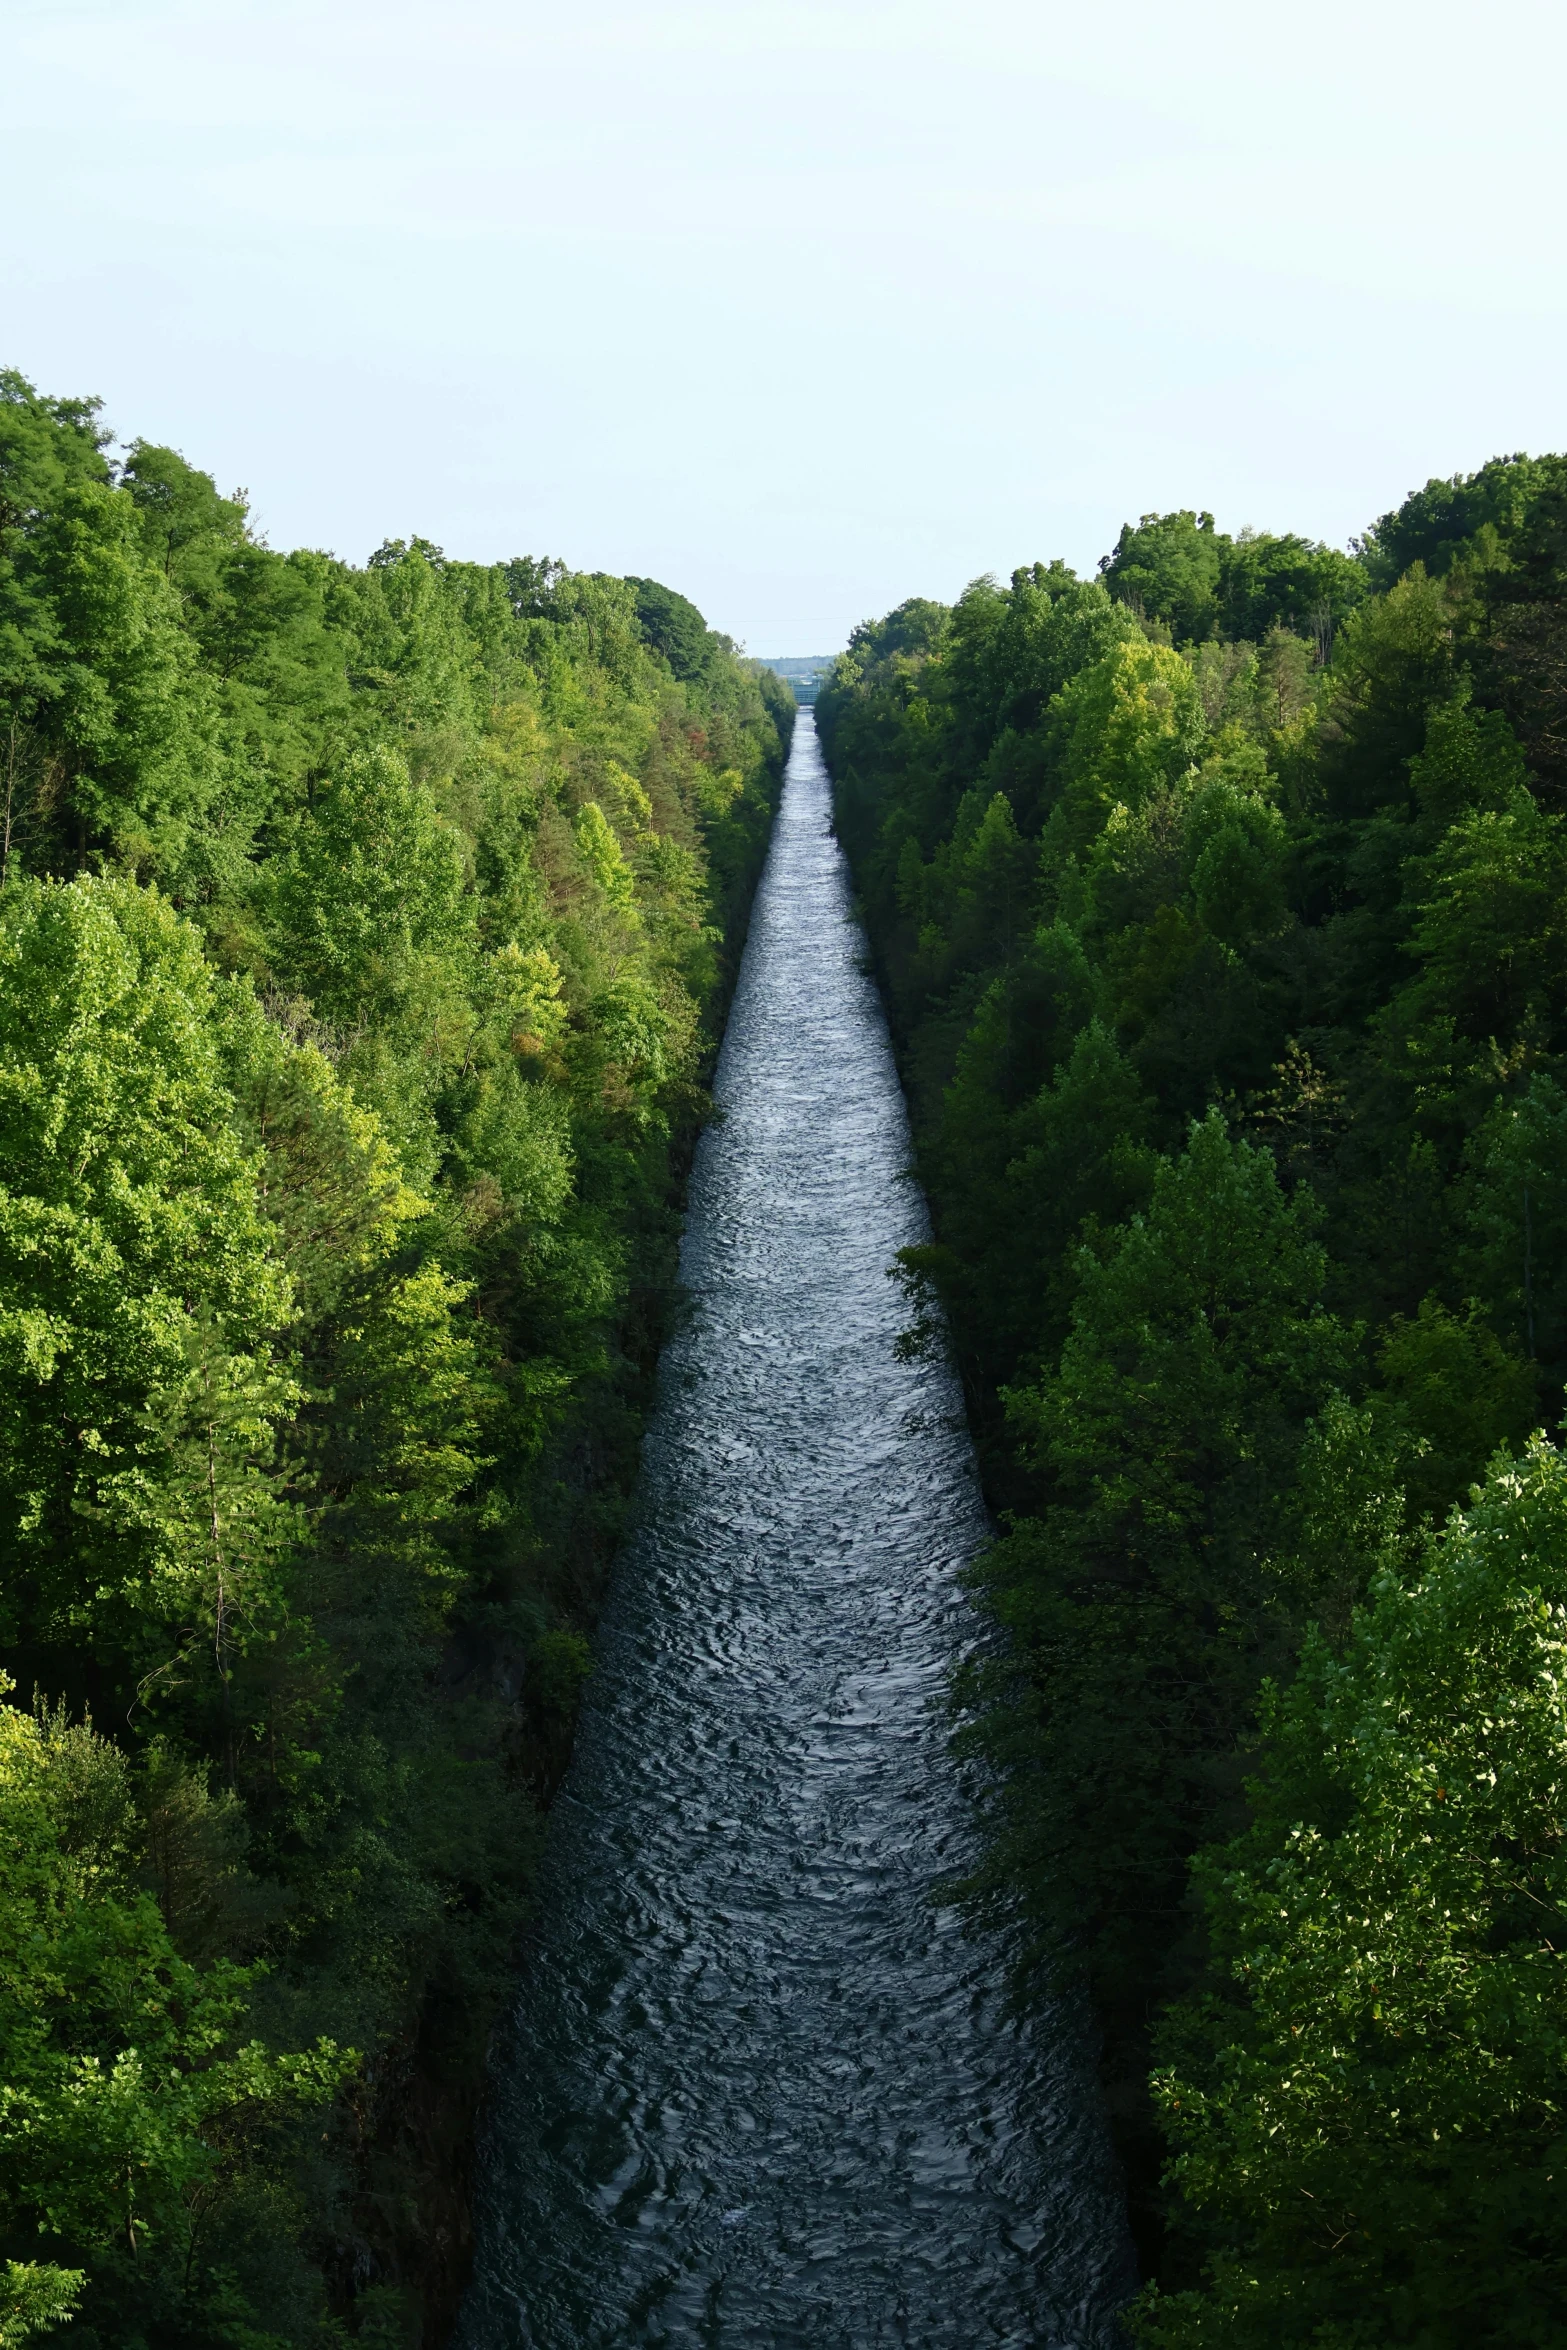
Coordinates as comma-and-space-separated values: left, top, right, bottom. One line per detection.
960, 1115, 1353, 2019
1100, 511, 1227, 644
1360, 451, 1567, 588
624, 575, 715, 681
817, 457, 1567, 2327
1216, 531, 1367, 650
1100, 509, 1366, 652
0, 371, 790, 2345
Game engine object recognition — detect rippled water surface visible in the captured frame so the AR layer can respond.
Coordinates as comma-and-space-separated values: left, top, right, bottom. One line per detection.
458, 715, 1132, 2348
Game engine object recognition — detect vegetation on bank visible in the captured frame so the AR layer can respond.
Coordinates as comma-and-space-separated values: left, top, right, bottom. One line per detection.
816, 464, 1567, 2343
0, 368, 791, 2347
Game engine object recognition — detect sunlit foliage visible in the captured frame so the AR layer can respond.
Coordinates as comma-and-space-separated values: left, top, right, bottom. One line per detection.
0, 368, 790, 2343
818, 454, 1567, 2333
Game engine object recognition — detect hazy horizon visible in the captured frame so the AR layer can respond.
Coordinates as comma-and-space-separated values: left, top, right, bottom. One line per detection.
9, 0, 1565, 649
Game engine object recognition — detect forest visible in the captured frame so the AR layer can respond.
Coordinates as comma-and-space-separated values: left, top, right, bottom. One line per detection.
816, 466, 1567, 2344
7, 339, 1567, 2350
0, 369, 792, 2347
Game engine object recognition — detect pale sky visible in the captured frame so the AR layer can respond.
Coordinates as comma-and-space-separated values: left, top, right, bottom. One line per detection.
8, 0, 1566, 652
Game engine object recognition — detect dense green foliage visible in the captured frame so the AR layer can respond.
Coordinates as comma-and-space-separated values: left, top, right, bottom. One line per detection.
1147, 1441, 1567, 2346
0, 369, 790, 2346
816, 453, 1567, 2335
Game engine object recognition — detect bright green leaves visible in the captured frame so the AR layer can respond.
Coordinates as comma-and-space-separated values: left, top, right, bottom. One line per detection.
1140, 1441, 1567, 2348
0, 1680, 349, 2320
488, 938, 569, 1054
625, 575, 714, 683
1078, 737, 1286, 978
1319, 563, 1458, 823
274, 745, 474, 1030
574, 798, 639, 922
351, 539, 483, 741
1101, 510, 1227, 644
0, 392, 222, 879
0, 366, 794, 2348
1100, 508, 1366, 647
1408, 784, 1567, 1048
0, 876, 289, 1645
267, 743, 482, 1177
120, 439, 248, 582
121, 441, 350, 836
1409, 688, 1530, 831
1361, 451, 1567, 588
0, 371, 108, 536
226, 1024, 427, 1319
1216, 532, 1367, 648
963, 790, 1033, 927
1047, 636, 1207, 855
942, 567, 1138, 769
0, 2259, 84, 2346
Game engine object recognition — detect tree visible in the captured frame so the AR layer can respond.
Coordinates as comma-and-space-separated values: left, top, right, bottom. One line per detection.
1217, 531, 1366, 652
0, 875, 289, 1664
1045, 636, 1207, 852
1360, 453, 1567, 589
272, 743, 474, 1033
624, 576, 713, 682
1100, 511, 1227, 643
1371, 1294, 1537, 1521
0, 1677, 348, 2342
0, 476, 220, 880
940, 566, 1138, 772
1184, 762, 1290, 950
963, 1114, 1353, 2013
1141, 1438, 1567, 2348
0, 365, 796, 2341
1463, 1075, 1567, 1379
1402, 784, 1567, 1053
818, 449, 1567, 2311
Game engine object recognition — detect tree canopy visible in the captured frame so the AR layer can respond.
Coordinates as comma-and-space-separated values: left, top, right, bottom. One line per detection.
0, 370, 792, 2345
818, 446, 1567, 2328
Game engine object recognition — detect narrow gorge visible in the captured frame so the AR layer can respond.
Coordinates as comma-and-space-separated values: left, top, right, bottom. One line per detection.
458, 715, 1131, 2347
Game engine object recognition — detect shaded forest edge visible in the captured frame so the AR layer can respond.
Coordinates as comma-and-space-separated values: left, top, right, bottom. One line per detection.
0, 370, 792, 2350
817, 473, 1567, 2345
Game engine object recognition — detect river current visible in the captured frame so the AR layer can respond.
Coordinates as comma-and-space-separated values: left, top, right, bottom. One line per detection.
457, 714, 1132, 2347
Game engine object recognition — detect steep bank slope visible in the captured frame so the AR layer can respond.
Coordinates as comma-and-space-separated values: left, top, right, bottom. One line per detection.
817, 466, 1567, 2340
458, 714, 1130, 2348
0, 370, 790, 2347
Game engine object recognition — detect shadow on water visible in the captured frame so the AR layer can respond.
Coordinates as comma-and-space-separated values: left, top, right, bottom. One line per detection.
456, 715, 1135, 2347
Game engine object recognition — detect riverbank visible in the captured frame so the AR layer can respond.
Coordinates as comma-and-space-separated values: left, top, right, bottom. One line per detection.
814, 488, 1567, 2335
0, 371, 793, 2350
398, 703, 792, 2346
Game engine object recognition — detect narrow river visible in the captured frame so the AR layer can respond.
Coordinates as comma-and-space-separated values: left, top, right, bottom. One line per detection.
457, 714, 1132, 2348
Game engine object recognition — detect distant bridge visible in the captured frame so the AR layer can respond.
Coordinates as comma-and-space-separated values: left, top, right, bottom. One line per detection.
757, 655, 837, 706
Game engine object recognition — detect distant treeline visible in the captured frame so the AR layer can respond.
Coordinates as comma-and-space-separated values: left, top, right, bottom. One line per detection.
817, 467, 1567, 2346
760, 656, 836, 704
0, 369, 791, 2348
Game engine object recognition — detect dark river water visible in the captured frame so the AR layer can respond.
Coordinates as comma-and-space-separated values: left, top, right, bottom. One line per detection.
456, 714, 1132, 2348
